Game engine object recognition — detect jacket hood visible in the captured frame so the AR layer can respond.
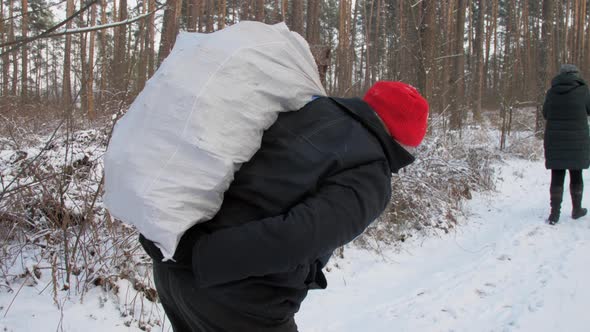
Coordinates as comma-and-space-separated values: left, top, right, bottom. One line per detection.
329, 97, 415, 173
551, 73, 587, 95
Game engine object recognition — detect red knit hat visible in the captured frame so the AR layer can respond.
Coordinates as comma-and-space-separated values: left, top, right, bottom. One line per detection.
363, 81, 429, 147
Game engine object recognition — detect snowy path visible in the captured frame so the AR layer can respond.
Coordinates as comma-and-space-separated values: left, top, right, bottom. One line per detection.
297, 159, 590, 332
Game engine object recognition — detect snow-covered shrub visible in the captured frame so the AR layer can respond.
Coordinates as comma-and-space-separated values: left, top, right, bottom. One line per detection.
500, 107, 544, 161
0, 114, 158, 329
358, 126, 499, 248
357, 107, 543, 250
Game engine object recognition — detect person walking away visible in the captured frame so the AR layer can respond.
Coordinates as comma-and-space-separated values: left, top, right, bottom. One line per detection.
543, 64, 590, 225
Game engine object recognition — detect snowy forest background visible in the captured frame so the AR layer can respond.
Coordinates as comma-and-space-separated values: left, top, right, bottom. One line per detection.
0, 0, 584, 123
0, 0, 585, 330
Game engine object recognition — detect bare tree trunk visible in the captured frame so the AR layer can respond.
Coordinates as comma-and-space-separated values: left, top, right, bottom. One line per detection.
87, 3, 97, 118
20, 0, 28, 101
572, 0, 582, 64
553, 0, 561, 71
147, 0, 155, 77
158, 0, 180, 65
537, 0, 555, 135
197, 0, 204, 32
350, 0, 359, 95
282, 0, 287, 22
219, 0, 227, 28
45, 38, 50, 99
337, 0, 352, 96
290, 0, 304, 35
441, 0, 454, 113
576, 0, 586, 66
363, 0, 374, 91
272, 0, 280, 23
522, 0, 533, 100
420, 0, 435, 103
502, 0, 519, 114
472, 0, 485, 121
204, 0, 214, 32
254, 0, 264, 22
187, 0, 199, 32
399, 0, 419, 87
112, 0, 127, 97
63, 0, 74, 106
0, 1, 7, 96
240, 0, 250, 20
585, 1, 590, 78
564, 0, 571, 63
0, 0, 3, 94
34, 42, 40, 99
80, 6, 88, 113
450, 0, 466, 129
306, 0, 321, 45
491, 0, 499, 98
306, 0, 327, 86
483, 0, 493, 100
137, 0, 148, 94
571, 0, 578, 64
467, 0, 473, 67
514, 0, 522, 99
97, 0, 108, 108
502, 0, 513, 98
372, 0, 382, 85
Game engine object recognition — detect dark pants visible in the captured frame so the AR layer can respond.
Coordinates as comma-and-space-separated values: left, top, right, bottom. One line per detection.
153, 263, 299, 332
550, 169, 583, 190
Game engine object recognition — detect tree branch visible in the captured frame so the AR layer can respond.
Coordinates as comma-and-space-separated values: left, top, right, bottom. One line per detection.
45, 5, 164, 39
0, 0, 100, 56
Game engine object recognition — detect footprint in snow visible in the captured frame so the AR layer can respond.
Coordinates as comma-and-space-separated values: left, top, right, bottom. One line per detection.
441, 307, 458, 319
527, 226, 542, 237
527, 299, 544, 312
475, 283, 497, 298
475, 289, 488, 298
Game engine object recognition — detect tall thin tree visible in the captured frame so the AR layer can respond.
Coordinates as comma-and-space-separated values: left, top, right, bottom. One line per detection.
473, 0, 485, 121
112, 0, 127, 95
20, 0, 28, 101
87, 2, 97, 118
450, 0, 466, 129
337, 0, 352, 96
420, 0, 436, 103
290, 0, 304, 35
158, 0, 180, 65
1, 0, 8, 95
63, 0, 74, 105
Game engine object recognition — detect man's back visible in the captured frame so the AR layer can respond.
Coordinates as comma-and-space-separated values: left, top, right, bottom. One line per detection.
206, 97, 392, 230
151, 97, 414, 331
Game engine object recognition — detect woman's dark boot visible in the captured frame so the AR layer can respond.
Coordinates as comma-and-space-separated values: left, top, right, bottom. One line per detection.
570, 183, 587, 219
548, 186, 563, 225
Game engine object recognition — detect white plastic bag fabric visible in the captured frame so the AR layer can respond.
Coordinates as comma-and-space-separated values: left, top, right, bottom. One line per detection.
103, 21, 326, 260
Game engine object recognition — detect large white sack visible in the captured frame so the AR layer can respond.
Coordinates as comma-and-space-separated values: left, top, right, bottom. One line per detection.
103, 21, 326, 260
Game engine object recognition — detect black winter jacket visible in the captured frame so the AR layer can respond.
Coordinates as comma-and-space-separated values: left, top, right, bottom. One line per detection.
543, 73, 590, 170
142, 97, 415, 331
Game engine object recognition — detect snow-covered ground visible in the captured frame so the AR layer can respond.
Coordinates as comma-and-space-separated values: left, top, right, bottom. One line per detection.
2, 158, 590, 331
298, 159, 590, 331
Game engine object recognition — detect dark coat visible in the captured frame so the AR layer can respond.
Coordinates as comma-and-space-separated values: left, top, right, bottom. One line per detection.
543, 73, 590, 170
142, 97, 415, 331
